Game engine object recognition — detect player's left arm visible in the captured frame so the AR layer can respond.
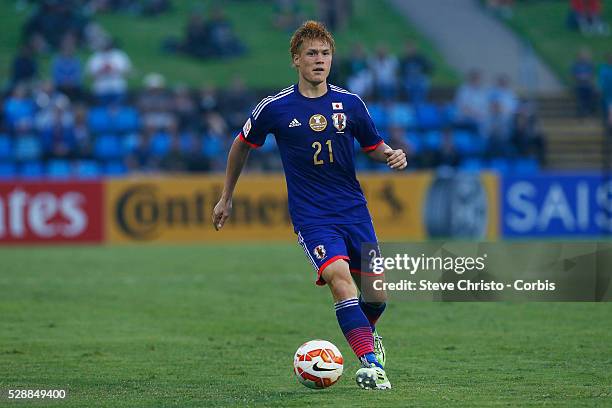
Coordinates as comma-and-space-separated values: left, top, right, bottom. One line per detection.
366, 142, 407, 171
352, 97, 407, 171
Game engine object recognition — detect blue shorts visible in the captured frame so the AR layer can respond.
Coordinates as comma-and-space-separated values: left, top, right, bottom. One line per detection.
296, 221, 380, 286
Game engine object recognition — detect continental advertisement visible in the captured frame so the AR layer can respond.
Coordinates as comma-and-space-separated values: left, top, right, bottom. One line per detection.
104, 173, 499, 243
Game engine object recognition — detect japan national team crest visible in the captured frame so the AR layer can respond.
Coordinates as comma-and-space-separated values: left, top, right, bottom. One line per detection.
332, 113, 347, 132
309, 114, 327, 132
313, 245, 327, 260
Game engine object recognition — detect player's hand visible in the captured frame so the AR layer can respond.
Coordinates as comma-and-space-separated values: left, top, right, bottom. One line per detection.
212, 198, 232, 231
384, 148, 407, 170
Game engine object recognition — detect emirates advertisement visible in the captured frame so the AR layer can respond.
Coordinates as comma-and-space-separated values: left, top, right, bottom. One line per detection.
0, 182, 104, 243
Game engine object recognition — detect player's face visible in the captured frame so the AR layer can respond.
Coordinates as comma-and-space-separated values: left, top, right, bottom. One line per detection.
294, 40, 332, 85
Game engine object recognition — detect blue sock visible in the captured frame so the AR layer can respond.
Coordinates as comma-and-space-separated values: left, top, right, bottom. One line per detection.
334, 298, 375, 359
359, 296, 386, 332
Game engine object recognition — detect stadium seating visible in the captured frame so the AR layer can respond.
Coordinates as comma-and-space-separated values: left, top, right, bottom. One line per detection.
367, 103, 389, 130
94, 134, 122, 160
20, 161, 44, 179
453, 130, 485, 155
513, 157, 539, 174
46, 159, 72, 179
388, 103, 416, 128
415, 103, 443, 129
405, 132, 423, 154
0, 134, 12, 160
104, 160, 128, 176
75, 160, 102, 179
14, 135, 42, 162
0, 162, 17, 179
150, 131, 172, 156
489, 158, 511, 173
459, 158, 485, 172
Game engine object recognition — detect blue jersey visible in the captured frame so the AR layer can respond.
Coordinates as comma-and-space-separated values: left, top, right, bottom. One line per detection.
239, 83, 383, 231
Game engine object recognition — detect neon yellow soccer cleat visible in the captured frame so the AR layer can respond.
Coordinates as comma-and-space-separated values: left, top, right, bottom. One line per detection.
355, 364, 391, 390
373, 329, 386, 368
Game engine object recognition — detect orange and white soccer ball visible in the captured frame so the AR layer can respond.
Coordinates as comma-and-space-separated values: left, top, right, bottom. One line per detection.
293, 339, 344, 389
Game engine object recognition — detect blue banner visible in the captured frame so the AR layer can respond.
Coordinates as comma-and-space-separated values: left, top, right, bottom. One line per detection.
501, 173, 612, 237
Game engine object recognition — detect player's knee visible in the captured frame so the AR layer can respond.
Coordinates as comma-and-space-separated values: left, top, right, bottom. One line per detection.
322, 261, 357, 300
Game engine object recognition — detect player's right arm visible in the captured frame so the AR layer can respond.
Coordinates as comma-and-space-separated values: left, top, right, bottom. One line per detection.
212, 135, 252, 231
212, 99, 274, 231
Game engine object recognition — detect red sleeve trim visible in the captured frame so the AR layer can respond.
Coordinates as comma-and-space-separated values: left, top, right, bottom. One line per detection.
362, 140, 384, 152
238, 132, 261, 149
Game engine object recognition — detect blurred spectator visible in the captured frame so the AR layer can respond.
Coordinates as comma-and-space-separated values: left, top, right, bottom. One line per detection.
52, 35, 83, 101
369, 45, 399, 101
3, 84, 36, 132
88, 0, 171, 16
34, 81, 71, 132
86, 39, 132, 105
72, 104, 93, 158
181, 129, 211, 172
179, 11, 211, 58
172, 6, 245, 60
160, 124, 186, 172
202, 131, 226, 172
83, 21, 111, 52
40, 101, 77, 160
483, 99, 514, 159
568, 0, 609, 36
318, 0, 352, 31
512, 101, 546, 164
14, 120, 42, 162
198, 84, 221, 113
454, 69, 489, 132
398, 41, 433, 104
571, 48, 597, 117
599, 53, 612, 127
172, 85, 198, 131
488, 74, 518, 120
10, 43, 38, 88
125, 123, 160, 172
220, 77, 256, 130
273, 0, 305, 32
23, 0, 87, 52
207, 6, 246, 59
343, 43, 374, 98
137, 73, 176, 131
433, 127, 461, 168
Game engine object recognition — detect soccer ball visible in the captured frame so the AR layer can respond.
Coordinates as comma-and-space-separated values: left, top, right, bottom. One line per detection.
293, 339, 344, 389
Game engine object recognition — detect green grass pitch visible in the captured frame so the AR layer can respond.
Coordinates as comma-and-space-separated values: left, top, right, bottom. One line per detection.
1, 245, 610, 407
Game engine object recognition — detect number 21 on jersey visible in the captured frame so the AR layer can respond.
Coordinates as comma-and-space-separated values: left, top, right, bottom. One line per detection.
312, 140, 334, 165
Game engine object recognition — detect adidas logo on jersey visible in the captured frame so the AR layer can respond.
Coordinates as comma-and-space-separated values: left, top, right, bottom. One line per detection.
289, 118, 302, 127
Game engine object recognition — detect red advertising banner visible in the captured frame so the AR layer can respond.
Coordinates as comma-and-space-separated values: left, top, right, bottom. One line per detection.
0, 181, 104, 243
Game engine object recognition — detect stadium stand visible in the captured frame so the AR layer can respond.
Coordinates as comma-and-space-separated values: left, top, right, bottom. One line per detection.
9, 0, 612, 179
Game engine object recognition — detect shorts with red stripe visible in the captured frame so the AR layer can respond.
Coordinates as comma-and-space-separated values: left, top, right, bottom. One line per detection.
296, 221, 380, 286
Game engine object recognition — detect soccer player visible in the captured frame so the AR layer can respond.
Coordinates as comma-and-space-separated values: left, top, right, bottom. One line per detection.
212, 21, 406, 390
